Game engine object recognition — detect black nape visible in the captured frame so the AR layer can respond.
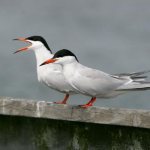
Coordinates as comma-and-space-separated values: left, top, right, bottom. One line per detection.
53, 49, 79, 62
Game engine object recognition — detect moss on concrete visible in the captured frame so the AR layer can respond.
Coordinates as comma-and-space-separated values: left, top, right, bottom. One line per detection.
0, 115, 149, 150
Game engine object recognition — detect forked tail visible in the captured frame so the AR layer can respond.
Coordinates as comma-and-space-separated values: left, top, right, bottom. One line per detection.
115, 70, 150, 91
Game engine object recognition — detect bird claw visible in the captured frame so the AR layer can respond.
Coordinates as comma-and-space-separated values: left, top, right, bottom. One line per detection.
79, 103, 93, 108
53, 101, 67, 104
53, 94, 69, 105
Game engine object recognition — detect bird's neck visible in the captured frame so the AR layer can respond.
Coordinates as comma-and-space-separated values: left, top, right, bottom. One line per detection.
63, 61, 78, 79
34, 46, 53, 66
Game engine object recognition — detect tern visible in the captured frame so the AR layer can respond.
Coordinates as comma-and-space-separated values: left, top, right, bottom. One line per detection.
14, 36, 76, 104
40, 49, 150, 108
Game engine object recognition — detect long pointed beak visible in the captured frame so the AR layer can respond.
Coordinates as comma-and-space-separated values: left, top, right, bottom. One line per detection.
13, 47, 28, 54
40, 59, 57, 66
13, 38, 32, 54
13, 38, 27, 42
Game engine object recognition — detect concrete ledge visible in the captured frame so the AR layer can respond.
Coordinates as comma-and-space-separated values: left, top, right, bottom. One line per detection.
0, 97, 150, 129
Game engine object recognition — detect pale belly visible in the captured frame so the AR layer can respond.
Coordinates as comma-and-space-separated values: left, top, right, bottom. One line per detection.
37, 67, 75, 94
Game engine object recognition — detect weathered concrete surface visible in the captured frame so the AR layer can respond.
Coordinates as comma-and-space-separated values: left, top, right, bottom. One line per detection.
0, 116, 150, 150
0, 97, 150, 129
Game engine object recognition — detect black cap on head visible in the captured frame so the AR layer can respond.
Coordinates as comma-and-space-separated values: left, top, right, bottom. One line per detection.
26, 36, 52, 53
53, 49, 79, 62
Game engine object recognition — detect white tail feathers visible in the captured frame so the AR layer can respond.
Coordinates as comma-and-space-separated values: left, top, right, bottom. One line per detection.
117, 82, 150, 91
115, 70, 150, 91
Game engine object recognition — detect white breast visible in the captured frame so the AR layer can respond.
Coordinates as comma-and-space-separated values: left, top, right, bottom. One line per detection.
34, 46, 75, 94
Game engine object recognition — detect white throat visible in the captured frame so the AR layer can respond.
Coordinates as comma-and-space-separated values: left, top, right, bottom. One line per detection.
33, 45, 53, 66
63, 61, 78, 79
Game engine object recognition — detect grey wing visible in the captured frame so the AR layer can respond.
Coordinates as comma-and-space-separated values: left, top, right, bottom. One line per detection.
79, 64, 128, 83
74, 65, 129, 95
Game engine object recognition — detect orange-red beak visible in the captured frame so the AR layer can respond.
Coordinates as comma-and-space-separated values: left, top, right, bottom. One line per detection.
40, 59, 57, 66
13, 38, 32, 54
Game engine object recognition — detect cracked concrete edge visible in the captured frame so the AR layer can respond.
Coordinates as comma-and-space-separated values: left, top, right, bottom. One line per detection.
0, 97, 149, 129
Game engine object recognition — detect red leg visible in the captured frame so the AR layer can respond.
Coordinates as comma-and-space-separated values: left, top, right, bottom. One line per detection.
54, 94, 69, 104
80, 97, 96, 108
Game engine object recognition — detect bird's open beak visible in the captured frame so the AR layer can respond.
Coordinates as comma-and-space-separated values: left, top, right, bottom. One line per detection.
40, 59, 57, 66
13, 38, 32, 54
